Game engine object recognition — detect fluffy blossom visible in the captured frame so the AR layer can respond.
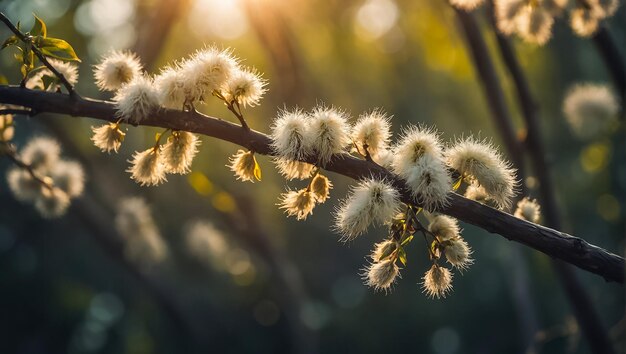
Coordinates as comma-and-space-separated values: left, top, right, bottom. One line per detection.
180, 47, 238, 104
428, 215, 461, 242
274, 159, 315, 180
185, 221, 229, 269
127, 148, 167, 186
422, 265, 453, 299
270, 109, 310, 160
279, 188, 316, 220
91, 123, 125, 153
569, 7, 600, 37
370, 239, 399, 263
443, 238, 473, 271
27, 59, 79, 91
154, 65, 187, 110
363, 259, 400, 292
334, 178, 401, 241
115, 197, 167, 265
114, 75, 160, 123
161, 131, 200, 174
222, 68, 267, 107
464, 184, 490, 203
51, 160, 85, 198
0, 108, 14, 142
446, 137, 517, 209
515, 5, 554, 45
352, 110, 392, 157
228, 149, 261, 182
34, 187, 70, 219
450, 0, 485, 10
392, 126, 451, 210
20, 136, 61, 171
562, 83, 619, 140
93, 50, 143, 91
7, 168, 43, 202
514, 197, 541, 223
305, 106, 352, 166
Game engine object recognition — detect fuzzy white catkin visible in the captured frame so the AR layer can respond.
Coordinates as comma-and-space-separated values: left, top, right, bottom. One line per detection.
26, 59, 79, 91
154, 65, 187, 110
422, 265, 453, 299
514, 197, 541, 223
161, 131, 200, 174
185, 220, 229, 270
51, 160, 85, 198
428, 215, 461, 242
391, 126, 451, 210
278, 188, 316, 220
91, 123, 125, 153
274, 158, 315, 180
363, 259, 400, 292
515, 5, 554, 45
7, 167, 43, 202
450, 0, 485, 10
181, 47, 238, 103
127, 148, 167, 186
305, 106, 352, 166
229, 149, 260, 182
20, 136, 61, 172
114, 75, 160, 123
495, 0, 527, 34
446, 137, 517, 209
270, 109, 310, 160
372, 149, 394, 169
569, 7, 600, 37
223, 67, 267, 107
562, 83, 619, 139
352, 110, 392, 156
34, 187, 70, 219
93, 51, 143, 91
444, 237, 473, 271
115, 197, 167, 265
334, 178, 401, 241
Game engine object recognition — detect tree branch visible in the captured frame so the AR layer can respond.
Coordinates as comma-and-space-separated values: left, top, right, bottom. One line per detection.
0, 85, 623, 283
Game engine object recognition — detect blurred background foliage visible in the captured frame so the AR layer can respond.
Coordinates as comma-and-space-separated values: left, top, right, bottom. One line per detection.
0, 0, 624, 353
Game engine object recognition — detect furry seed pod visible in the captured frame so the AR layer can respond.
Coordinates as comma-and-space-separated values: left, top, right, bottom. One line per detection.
127, 147, 167, 186
514, 197, 541, 223
372, 149, 394, 169
20, 136, 61, 172
363, 259, 400, 292
334, 178, 401, 241
274, 158, 315, 180
305, 106, 352, 166
6, 167, 44, 202
278, 188, 316, 220
428, 215, 461, 242
370, 239, 399, 262
181, 47, 238, 102
114, 75, 160, 123
446, 137, 517, 209
562, 83, 619, 139
228, 149, 261, 182
422, 264, 453, 299
161, 131, 200, 174
51, 160, 85, 198
27, 59, 79, 91
222, 67, 267, 107
115, 197, 167, 265
464, 184, 490, 203
444, 237, 473, 271
34, 187, 70, 219
352, 110, 392, 156
270, 109, 310, 160
154, 65, 187, 110
91, 123, 125, 153
94, 50, 143, 91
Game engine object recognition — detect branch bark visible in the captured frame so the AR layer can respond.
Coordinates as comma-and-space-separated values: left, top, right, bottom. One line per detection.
0, 85, 623, 283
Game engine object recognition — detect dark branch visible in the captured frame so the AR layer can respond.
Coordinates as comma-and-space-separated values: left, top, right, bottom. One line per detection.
592, 26, 626, 101
0, 85, 623, 283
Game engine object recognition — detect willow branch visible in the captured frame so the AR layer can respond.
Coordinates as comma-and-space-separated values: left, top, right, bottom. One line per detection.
0, 85, 623, 283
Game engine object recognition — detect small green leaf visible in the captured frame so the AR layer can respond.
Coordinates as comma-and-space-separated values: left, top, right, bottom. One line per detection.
400, 235, 414, 246
398, 247, 407, 266
29, 14, 47, 38
1, 35, 18, 50
39, 37, 80, 62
